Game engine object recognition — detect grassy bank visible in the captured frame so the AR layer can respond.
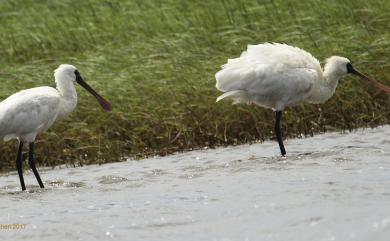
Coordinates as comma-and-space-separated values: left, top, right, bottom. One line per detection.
0, 0, 389, 172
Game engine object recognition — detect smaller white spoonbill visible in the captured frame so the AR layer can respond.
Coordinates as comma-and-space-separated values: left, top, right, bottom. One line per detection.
0, 64, 112, 190
216, 43, 390, 156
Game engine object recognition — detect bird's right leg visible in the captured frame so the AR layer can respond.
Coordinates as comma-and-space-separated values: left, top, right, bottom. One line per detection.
15, 141, 26, 191
28, 142, 44, 188
274, 111, 286, 156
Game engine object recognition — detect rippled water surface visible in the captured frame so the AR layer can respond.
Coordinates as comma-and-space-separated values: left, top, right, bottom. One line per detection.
1, 126, 390, 241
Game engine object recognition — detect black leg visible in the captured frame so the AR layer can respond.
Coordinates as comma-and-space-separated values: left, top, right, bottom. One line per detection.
16, 141, 25, 191
275, 111, 286, 156
28, 142, 44, 188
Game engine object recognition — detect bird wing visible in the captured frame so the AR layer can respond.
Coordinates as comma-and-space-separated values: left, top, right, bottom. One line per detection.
216, 67, 318, 110
215, 43, 322, 92
0, 87, 61, 141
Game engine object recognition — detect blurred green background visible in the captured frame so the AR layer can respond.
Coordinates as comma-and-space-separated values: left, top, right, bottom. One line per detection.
0, 0, 389, 171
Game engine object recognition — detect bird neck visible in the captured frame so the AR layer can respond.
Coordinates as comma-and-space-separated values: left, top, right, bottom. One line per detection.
323, 66, 345, 86
55, 78, 78, 119
307, 71, 341, 104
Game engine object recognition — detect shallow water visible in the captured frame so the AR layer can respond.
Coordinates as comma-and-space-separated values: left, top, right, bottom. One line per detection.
1, 126, 390, 241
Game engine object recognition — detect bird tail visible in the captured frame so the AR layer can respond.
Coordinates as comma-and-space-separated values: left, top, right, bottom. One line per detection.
216, 90, 250, 104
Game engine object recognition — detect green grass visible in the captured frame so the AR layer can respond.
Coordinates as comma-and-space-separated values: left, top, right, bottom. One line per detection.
0, 0, 390, 172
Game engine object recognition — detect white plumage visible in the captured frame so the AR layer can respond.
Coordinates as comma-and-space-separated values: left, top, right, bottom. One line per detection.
0, 87, 64, 143
216, 43, 390, 155
216, 43, 345, 110
0, 64, 111, 190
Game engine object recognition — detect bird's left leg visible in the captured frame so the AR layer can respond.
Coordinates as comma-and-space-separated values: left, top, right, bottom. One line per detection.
27, 142, 44, 188
274, 111, 287, 156
16, 141, 26, 191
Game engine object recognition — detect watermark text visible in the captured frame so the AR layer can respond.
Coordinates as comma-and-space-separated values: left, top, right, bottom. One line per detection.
0, 223, 27, 230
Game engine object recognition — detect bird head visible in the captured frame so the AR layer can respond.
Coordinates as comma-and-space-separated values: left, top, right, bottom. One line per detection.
54, 64, 112, 111
54, 64, 78, 82
325, 56, 390, 93
324, 56, 351, 76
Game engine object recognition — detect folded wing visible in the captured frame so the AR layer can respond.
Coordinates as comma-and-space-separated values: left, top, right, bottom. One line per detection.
0, 87, 61, 141
216, 43, 322, 92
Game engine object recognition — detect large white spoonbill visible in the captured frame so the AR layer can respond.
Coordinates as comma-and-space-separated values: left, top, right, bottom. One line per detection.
0, 64, 112, 190
216, 43, 390, 156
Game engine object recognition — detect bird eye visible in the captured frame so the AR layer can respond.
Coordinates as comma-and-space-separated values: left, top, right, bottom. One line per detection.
346, 63, 355, 74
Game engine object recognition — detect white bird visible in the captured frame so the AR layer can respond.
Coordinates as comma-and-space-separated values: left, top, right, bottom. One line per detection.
216, 43, 390, 156
0, 64, 112, 190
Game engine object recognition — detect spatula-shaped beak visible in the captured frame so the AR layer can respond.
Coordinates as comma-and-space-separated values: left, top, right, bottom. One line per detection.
75, 71, 112, 111
347, 63, 390, 93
